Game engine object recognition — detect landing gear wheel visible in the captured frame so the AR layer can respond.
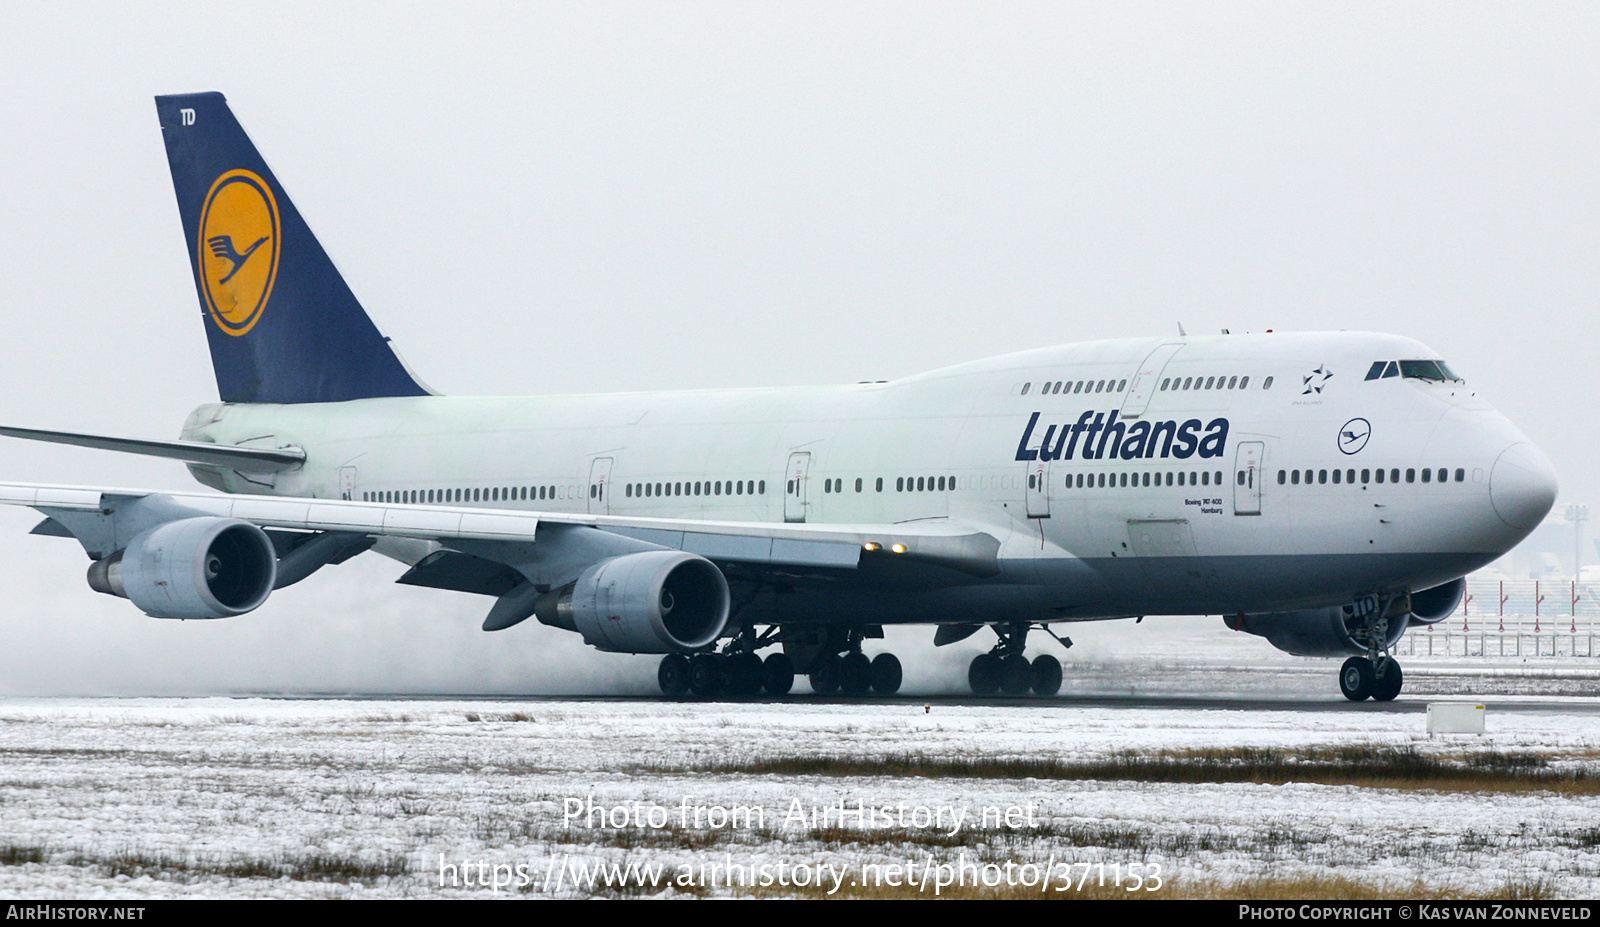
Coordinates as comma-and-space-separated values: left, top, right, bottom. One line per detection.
762, 653, 795, 696
968, 653, 1001, 696
1030, 654, 1062, 697
1339, 656, 1375, 702
724, 652, 764, 697
1000, 654, 1033, 696
869, 653, 903, 696
840, 652, 873, 696
688, 653, 725, 698
809, 653, 842, 696
1371, 659, 1403, 702
658, 654, 690, 697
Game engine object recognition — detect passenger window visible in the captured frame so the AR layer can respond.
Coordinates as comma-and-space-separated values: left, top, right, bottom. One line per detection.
759, 480, 766, 494
1227, 376, 1238, 389
1390, 469, 1400, 483
1161, 378, 1170, 390
1375, 470, 1385, 484
1332, 470, 1342, 484
1406, 469, 1415, 483
1319, 470, 1327, 484
1263, 377, 1274, 389
856, 478, 863, 492
876, 478, 883, 492
1204, 376, 1215, 389
1021, 383, 1031, 395
1117, 380, 1127, 391
1240, 376, 1249, 389
1291, 470, 1300, 485
896, 477, 904, 492
1201, 472, 1210, 486
1182, 377, 1193, 389
1455, 468, 1465, 482
1421, 469, 1431, 483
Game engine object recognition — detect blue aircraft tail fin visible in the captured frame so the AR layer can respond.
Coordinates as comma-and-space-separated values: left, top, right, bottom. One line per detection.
155, 92, 430, 404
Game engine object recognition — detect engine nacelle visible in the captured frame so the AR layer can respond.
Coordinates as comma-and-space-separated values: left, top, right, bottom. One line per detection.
1225, 605, 1407, 658
537, 550, 730, 653
1406, 578, 1466, 626
87, 517, 277, 619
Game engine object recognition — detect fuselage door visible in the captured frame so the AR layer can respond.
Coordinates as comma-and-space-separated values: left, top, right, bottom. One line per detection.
1025, 459, 1051, 518
588, 457, 614, 515
1233, 441, 1263, 516
1120, 342, 1186, 419
784, 452, 811, 523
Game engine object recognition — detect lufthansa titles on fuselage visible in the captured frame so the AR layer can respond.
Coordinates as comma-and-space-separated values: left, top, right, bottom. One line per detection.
1013, 410, 1230, 462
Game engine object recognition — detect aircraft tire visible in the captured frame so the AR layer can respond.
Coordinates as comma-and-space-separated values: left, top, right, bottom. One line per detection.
999, 654, 1033, 696
1339, 656, 1375, 702
1371, 659, 1403, 702
689, 653, 725, 698
724, 652, 764, 697
968, 653, 1001, 696
840, 652, 873, 696
869, 653, 903, 695
658, 654, 691, 697
1030, 654, 1063, 697
810, 653, 842, 696
762, 653, 795, 696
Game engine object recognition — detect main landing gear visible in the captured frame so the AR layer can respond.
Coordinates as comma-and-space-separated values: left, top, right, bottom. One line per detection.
655, 625, 904, 698
966, 621, 1067, 697
656, 649, 799, 698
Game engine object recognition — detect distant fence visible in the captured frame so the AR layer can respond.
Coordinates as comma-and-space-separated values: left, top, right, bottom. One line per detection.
1399, 579, 1599, 658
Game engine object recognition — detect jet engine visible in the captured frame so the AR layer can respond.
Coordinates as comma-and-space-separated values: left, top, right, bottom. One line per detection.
87, 517, 277, 620
1405, 578, 1467, 626
1224, 605, 1407, 658
536, 550, 730, 653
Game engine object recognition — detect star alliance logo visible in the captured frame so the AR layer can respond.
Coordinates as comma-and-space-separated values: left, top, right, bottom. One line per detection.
1302, 365, 1332, 395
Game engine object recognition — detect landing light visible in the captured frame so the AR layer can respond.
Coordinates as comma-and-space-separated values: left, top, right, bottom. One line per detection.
863, 542, 882, 552
891, 543, 908, 554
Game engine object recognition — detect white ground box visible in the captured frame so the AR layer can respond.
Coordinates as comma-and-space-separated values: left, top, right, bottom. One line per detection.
1426, 702, 1486, 735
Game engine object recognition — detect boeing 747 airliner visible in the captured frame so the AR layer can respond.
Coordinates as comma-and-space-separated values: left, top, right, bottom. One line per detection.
0, 93, 1559, 701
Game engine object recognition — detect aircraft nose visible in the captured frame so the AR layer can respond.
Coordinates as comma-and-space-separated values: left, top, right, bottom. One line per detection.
1489, 442, 1558, 531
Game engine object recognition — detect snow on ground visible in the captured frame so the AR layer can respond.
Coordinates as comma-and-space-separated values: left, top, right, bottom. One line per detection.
1, 687, 1599, 899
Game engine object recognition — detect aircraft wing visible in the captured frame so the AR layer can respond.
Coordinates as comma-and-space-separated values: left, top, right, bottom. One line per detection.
0, 482, 1002, 580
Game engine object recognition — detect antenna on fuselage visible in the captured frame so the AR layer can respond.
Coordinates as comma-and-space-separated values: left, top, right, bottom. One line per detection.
1177, 322, 1187, 336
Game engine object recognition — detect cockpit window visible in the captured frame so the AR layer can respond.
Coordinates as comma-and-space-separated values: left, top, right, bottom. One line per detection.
1399, 360, 1460, 382
1367, 359, 1461, 382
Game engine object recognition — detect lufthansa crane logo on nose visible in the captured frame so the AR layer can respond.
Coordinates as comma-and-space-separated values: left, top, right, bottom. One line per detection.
197, 169, 280, 337
1338, 417, 1371, 455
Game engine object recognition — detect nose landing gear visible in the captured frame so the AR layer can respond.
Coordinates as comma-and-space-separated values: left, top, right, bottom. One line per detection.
1339, 603, 1406, 702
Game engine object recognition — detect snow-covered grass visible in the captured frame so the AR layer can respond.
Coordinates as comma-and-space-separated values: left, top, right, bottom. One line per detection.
0, 691, 1598, 899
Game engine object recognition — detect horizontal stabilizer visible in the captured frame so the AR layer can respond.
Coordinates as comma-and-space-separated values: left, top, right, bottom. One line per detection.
0, 425, 304, 472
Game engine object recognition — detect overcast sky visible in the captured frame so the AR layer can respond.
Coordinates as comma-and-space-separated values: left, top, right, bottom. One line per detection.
0, 3, 1595, 694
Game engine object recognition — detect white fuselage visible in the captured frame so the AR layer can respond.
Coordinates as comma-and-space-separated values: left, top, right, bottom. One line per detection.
179, 331, 1555, 626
